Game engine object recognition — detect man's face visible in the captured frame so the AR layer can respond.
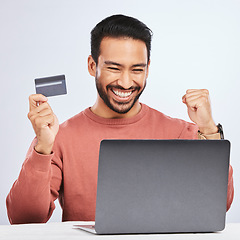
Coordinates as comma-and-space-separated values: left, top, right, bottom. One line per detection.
91, 37, 149, 115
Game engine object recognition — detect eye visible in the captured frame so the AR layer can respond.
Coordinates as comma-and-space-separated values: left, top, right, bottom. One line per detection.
107, 67, 120, 71
132, 69, 144, 73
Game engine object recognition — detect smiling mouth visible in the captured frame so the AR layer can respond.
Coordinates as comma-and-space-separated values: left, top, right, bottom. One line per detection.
112, 89, 133, 98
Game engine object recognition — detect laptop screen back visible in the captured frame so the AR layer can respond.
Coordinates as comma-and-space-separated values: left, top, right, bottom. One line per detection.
95, 140, 230, 234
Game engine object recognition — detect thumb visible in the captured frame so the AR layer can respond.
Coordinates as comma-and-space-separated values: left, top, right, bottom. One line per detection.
182, 94, 186, 104
29, 94, 48, 111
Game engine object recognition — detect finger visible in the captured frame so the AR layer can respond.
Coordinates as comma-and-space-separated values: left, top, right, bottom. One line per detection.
32, 114, 55, 129
185, 94, 209, 104
182, 94, 186, 104
41, 114, 55, 127
36, 108, 53, 118
29, 94, 48, 111
184, 91, 209, 101
182, 91, 208, 103
185, 95, 208, 111
28, 101, 51, 116
28, 110, 53, 124
183, 89, 208, 104
28, 102, 52, 119
186, 89, 209, 95
186, 89, 199, 93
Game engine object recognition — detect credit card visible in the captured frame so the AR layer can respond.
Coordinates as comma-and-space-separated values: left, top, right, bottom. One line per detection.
35, 74, 67, 97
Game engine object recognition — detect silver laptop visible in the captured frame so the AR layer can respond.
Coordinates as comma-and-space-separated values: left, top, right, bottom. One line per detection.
75, 139, 230, 234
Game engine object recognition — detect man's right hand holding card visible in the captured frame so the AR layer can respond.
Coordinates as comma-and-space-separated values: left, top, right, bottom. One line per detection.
27, 94, 59, 155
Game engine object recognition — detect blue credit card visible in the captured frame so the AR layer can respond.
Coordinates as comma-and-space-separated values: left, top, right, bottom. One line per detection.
35, 75, 67, 97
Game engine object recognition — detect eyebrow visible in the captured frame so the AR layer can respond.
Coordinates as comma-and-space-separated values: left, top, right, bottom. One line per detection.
104, 61, 122, 67
104, 61, 147, 68
132, 63, 147, 68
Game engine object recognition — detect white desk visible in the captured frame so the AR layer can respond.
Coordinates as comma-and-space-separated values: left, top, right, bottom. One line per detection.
0, 221, 239, 240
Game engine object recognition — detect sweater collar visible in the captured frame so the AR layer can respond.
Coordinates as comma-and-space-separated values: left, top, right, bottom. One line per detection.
83, 103, 148, 125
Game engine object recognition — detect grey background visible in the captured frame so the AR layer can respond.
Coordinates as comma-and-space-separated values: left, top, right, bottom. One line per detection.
0, 0, 239, 225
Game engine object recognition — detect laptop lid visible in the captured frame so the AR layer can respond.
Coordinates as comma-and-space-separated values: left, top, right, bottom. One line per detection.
94, 139, 230, 234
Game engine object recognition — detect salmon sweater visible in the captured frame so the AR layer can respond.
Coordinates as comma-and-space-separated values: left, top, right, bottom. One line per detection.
6, 104, 234, 224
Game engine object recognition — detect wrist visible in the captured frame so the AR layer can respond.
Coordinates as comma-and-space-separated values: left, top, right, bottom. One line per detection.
198, 123, 218, 135
34, 143, 53, 155
198, 123, 224, 139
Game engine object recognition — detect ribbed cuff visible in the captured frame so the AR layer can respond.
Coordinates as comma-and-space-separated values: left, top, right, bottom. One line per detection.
26, 147, 55, 172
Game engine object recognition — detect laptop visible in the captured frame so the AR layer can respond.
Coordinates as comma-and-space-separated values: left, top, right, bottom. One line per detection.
75, 139, 230, 234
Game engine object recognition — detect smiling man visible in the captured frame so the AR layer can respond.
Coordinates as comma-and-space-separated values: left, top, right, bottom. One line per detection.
89, 37, 148, 118
6, 14, 234, 224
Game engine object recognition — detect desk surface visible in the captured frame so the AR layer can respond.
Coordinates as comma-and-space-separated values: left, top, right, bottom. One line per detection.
0, 221, 239, 240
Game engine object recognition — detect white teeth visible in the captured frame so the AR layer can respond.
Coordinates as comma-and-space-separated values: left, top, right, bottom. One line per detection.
113, 89, 132, 98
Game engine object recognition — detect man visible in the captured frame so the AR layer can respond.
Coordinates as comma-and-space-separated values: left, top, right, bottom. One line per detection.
6, 14, 234, 224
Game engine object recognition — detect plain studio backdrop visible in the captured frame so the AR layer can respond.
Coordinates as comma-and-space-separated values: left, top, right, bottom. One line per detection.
0, 0, 239, 225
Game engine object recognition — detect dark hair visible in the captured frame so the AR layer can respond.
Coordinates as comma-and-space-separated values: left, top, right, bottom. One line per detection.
91, 14, 153, 64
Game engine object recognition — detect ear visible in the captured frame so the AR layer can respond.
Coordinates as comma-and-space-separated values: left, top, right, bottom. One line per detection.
146, 59, 151, 78
88, 55, 97, 77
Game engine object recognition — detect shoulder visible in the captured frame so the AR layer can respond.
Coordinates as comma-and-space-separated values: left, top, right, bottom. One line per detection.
55, 109, 90, 140
143, 104, 198, 139
53, 109, 90, 151
60, 111, 85, 130
145, 104, 190, 126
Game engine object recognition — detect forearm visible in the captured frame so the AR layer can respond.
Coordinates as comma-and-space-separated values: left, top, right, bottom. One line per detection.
6, 147, 59, 224
198, 130, 234, 211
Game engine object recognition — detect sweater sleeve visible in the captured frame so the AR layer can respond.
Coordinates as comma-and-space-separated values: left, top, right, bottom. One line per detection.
226, 164, 234, 211
6, 138, 63, 224
178, 121, 234, 212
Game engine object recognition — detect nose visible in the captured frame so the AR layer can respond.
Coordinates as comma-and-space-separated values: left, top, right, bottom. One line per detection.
117, 71, 133, 89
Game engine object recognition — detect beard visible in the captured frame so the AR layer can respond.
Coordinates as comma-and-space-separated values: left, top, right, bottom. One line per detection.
95, 76, 146, 114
